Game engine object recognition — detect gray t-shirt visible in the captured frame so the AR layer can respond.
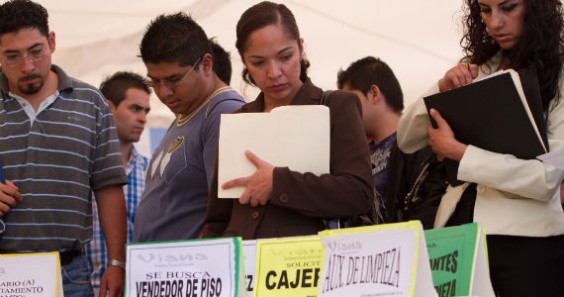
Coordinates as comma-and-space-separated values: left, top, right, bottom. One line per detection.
134, 88, 244, 241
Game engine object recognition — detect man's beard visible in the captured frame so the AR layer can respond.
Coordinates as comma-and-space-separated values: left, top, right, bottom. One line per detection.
19, 75, 43, 95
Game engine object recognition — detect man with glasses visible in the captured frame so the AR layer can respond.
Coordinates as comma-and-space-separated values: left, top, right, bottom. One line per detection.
0, 1, 128, 297
133, 12, 244, 242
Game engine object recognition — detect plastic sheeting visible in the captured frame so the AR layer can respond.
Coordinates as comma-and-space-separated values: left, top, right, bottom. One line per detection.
37, 0, 463, 127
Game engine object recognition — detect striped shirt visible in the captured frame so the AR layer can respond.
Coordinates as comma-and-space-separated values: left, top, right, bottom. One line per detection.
0, 65, 127, 253
86, 147, 148, 288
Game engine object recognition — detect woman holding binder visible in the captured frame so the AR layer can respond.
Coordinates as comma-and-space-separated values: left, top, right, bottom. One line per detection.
200, 2, 374, 239
398, 0, 564, 296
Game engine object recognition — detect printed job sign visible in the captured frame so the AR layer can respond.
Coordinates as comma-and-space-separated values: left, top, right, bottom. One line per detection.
318, 221, 437, 297
253, 235, 324, 297
242, 240, 256, 297
425, 223, 494, 297
126, 237, 245, 297
0, 252, 63, 297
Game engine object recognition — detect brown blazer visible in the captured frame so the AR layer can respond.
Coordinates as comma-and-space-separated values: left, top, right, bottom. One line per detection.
201, 79, 374, 239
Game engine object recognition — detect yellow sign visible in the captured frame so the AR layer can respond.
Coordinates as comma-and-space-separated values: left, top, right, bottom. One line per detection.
253, 235, 324, 297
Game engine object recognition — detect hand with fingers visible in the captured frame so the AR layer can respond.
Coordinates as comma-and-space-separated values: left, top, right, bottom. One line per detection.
0, 179, 22, 216
438, 62, 479, 92
428, 108, 468, 161
99, 266, 125, 297
222, 150, 274, 207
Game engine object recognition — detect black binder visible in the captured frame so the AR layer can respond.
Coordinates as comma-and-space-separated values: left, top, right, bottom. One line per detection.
423, 67, 547, 184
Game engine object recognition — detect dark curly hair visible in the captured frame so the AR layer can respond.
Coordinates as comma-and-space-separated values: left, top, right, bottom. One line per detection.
0, 0, 49, 37
235, 1, 310, 86
99, 71, 151, 107
140, 12, 210, 67
461, 0, 564, 112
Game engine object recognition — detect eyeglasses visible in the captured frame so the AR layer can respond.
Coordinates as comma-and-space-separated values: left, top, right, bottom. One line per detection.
147, 57, 201, 90
0, 45, 47, 68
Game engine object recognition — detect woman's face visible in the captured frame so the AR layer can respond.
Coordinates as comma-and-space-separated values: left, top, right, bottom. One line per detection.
242, 23, 303, 108
479, 0, 525, 50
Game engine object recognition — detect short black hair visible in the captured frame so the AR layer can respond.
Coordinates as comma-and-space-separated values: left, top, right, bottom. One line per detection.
337, 56, 404, 114
210, 38, 232, 85
0, 0, 49, 38
140, 12, 211, 67
99, 71, 151, 107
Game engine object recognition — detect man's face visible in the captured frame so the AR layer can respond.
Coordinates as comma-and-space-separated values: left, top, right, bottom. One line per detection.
342, 84, 372, 137
145, 59, 209, 117
0, 28, 54, 96
110, 88, 151, 145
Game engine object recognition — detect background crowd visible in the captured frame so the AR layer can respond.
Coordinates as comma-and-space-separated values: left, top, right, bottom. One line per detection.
0, 1, 563, 297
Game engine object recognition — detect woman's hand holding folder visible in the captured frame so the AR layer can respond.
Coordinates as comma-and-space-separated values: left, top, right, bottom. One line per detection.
438, 63, 479, 92
427, 108, 468, 161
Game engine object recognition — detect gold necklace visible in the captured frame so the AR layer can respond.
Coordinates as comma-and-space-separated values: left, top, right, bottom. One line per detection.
176, 86, 231, 126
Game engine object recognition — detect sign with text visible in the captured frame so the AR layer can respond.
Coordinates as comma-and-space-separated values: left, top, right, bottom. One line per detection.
0, 252, 63, 297
318, 221, 437, 297
425, 223, 494, 297
126, 237, 245, 297
253, 236, 324, 297
242, 240, 256, 297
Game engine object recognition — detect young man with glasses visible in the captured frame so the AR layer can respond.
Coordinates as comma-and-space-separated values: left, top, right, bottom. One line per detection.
133, 12, 245, 242
0, 1, 128, 297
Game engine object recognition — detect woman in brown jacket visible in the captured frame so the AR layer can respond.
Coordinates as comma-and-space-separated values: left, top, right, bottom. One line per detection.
200, 1, 374, 239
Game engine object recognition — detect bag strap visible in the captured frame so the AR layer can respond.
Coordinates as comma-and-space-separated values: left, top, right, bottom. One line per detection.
402, 155, 432, 212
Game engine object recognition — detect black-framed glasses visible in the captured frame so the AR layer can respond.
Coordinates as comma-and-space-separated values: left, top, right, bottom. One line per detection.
0, 44, 47, 68
147, 57, 201, 90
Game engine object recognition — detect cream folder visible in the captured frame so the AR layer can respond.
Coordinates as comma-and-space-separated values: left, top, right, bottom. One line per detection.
218, 105, 330, 198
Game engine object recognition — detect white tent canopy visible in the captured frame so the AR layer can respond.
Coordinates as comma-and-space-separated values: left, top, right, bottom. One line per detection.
39, 0, 465, 127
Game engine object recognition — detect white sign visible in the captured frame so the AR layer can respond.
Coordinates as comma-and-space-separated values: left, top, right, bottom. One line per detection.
126, 238, 245, 297
242, 240, 256, 297
0, 252, 63, 297
318, 222, 437, 297
537, 149, 564, 169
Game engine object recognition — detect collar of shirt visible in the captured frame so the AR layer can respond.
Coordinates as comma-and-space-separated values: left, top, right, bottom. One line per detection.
10, 91, 59, 124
